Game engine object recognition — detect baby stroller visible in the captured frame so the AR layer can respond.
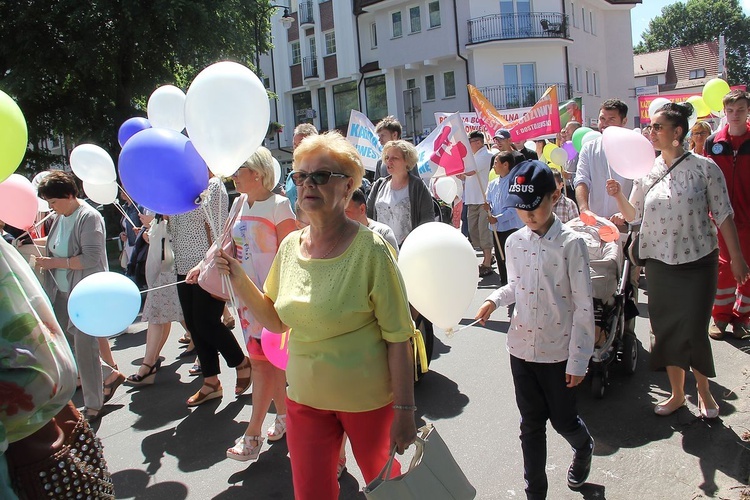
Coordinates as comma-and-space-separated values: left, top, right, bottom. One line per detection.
566, 218, 639, 398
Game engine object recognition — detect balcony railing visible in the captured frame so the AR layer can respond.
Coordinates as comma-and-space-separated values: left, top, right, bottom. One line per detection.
299, 1, 314, 26
477, 83, 572, 110
468, 12, 568, 44
303, 56, 318, 79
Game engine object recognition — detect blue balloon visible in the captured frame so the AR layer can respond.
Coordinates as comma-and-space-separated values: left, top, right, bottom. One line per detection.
67, 272, 141, 337
118, 128, 209, 215
118, 117, 152, 147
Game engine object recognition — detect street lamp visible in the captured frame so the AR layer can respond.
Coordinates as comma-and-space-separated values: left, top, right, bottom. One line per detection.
255, 3, 294, 74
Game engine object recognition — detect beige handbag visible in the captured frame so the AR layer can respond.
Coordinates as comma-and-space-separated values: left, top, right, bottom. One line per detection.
363, 423, 476, 500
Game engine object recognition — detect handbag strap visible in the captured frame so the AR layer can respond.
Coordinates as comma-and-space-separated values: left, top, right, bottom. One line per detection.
645, 152, 691, 195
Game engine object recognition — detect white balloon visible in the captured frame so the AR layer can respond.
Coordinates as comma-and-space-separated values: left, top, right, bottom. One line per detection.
580, 131, 602, 148
37, 197, 50, 212
648, 97, 671, 120
70, 144, 116, 185
272, 157, 281, 187
549, 147, 568, 167
434, 177, 458, 203
83, 181, 118, 205
524, 140, 536, 151
398, 222, 479, 330
185, 61, 271, 177
147, 85, 186, 132
32, 171, 50, 188
453, 176, 463, 196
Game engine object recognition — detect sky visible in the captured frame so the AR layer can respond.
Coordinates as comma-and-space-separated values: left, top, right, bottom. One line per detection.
631, 0, 750, 45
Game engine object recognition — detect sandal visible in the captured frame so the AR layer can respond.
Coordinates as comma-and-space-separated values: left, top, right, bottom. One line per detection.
478, 265, 493, 277
223, 316, 236, 330
102, 372, 126, 404
177, 335, 191, 345
82, 407, 102, 422
125, 362, 159, 386
266, 415, 287, 442
226, 435, 264, 462
235, 356, 252, 396
337, 456, 347, 479
187, 380, 222, 406
188, 364, 202, 376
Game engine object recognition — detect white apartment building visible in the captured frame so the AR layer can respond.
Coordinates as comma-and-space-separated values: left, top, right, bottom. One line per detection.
262, 0, 640, 162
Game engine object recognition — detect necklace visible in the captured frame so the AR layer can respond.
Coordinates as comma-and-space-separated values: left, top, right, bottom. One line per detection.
307, 222, 349, 259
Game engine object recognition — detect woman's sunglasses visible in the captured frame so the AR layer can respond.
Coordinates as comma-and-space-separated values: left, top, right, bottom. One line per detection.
650, 123, 671, 132
290, 170, 349, 186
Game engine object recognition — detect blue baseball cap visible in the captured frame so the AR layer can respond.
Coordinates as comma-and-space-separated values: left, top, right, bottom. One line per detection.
505, 160, 557, 211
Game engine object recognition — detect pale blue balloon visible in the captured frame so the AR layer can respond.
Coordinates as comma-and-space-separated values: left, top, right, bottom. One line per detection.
67, 272, 141, 337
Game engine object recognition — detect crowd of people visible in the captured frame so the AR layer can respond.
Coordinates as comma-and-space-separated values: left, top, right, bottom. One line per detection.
2, 89, 750, 500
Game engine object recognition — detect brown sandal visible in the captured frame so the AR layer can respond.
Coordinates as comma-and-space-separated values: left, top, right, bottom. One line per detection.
187, 381, 223, 407
235, 357, 252, 396
103, 372, 126, 404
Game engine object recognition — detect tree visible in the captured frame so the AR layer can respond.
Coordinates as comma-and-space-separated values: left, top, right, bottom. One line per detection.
634, 0, 750, 87
0, 0, 275, 174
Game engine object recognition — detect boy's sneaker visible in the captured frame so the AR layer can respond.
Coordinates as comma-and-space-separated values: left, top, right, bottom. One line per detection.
708, 320, 728, 340
567, 449, 593, 489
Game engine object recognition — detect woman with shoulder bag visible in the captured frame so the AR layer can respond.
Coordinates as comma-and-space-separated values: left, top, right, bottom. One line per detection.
606, 102, 750, 419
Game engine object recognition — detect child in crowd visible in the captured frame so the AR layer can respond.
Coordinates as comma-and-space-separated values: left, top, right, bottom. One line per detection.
475, 160, 596, 499
552, 169, 579, 223
486, 150, 523, 284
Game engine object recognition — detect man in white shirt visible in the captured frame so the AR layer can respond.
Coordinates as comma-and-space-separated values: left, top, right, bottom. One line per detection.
459, 130, 495, 276
574, 99, 633, 224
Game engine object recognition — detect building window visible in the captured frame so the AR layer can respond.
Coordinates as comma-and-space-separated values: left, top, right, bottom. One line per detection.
324, 31, 336, 55
443, 71, 455, 98
504, 63, 536, 107
645, 75, 658, 86
571, 2, 577, 28
406, 78, 416, 89
574, 66, 581, 92
333, 81, 359, 129
589, 11, 595, 35
370, 22, 378, 48
293, 91, 313, 126
318, 87, 329, 131
290, 41, 301, 65
409, 6, 421, 33
593, 72, 600, 96
365, 75, 388, 123
425, 75, 435, 101
392, 11, 403, 38
689, 69, 706, 79
582, 7, 587, 32
428, 1, 441, 28
585, 70, 591, 94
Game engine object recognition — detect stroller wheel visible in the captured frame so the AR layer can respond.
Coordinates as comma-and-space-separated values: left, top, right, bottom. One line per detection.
621, 333, 638, 375
591, 370, 607, 399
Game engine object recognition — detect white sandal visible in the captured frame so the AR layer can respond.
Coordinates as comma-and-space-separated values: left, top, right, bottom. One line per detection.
226, 435, 264, 462
266, 415, 287, 442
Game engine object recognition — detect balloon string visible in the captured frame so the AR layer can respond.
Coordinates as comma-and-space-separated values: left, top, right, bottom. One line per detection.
444, 318, 481, 338
14, 212, 55, 240
113, 200, 139, 229
117, 184, 142, 214
140, 279, 187, 294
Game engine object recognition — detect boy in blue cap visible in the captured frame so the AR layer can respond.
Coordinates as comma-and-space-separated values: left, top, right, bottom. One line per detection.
475, 160, 595, 499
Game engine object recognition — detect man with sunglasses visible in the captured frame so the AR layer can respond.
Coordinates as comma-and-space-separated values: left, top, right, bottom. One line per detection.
706, 90, 750, 340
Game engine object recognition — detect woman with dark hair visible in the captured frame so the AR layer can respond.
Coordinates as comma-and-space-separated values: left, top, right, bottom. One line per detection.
35, 170, 124, 420
607, 103, 750, 419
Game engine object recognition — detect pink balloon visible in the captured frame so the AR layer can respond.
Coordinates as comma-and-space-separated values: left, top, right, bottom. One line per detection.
602, 126, 656, 180
0, 174, 38, 229
260, 328, 289, 370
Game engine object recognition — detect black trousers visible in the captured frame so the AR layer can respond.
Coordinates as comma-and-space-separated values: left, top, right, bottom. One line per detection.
493, 228, 520, 285
510, 355, 593, 500
177, 275, 245, 378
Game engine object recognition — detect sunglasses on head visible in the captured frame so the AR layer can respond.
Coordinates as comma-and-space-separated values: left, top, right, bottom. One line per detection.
290, 170, 349, 186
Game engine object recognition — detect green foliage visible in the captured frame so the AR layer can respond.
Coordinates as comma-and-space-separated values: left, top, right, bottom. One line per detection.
0, 0, 275, 173
633, 0, 750, 86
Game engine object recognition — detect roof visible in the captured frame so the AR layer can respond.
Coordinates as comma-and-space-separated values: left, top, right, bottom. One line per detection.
634, 50, 669, 77
669, 41, 719, 89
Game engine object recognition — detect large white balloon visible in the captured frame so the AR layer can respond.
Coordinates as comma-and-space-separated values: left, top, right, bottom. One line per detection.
70, 144, 116, 185
434, 177, 458, 203
83, 181, 118, 205
32, 171, 51, 212
185, 61, 270, 177
272, 157, 282, 187
147, 85, 186, 132
648, 97, 671, 120
398, 222, 479, 330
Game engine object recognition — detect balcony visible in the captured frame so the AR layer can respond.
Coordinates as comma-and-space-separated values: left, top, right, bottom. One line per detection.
299, 1, 314, 27
303, 56, 319, 79
468, 12, 568, 44
476, 83, 572, 110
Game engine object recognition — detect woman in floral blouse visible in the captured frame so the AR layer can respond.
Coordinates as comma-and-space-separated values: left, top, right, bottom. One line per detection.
607, 102, 750, 419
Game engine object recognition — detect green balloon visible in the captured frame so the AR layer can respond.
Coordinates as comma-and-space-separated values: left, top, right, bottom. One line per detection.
0, 90, 28, 183
572, 126, 593, 152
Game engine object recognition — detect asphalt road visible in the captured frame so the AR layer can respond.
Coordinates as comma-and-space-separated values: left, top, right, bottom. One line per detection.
86, 271, 750, 500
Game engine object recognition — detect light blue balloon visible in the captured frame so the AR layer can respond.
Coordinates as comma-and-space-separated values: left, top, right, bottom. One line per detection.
285, 172, 297, 213
67, 272, 141, 337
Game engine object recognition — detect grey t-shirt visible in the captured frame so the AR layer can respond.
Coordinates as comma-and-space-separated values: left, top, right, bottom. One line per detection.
367, 219, 400, 254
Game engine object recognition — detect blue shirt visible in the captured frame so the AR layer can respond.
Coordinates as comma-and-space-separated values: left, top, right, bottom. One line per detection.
486, 175, 524, 232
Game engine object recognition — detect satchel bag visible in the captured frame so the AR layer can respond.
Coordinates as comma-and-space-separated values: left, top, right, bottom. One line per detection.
363, 423, 476, 500
198, 194, 247, 301
624, 152, 692, 267
6, 402, 115, 499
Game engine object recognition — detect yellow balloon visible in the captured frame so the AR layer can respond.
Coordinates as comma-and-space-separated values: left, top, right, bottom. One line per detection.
488, 169, 498, 182
0, 90, 28, 183
542, 143, 558, 163
686, 95, 711, 118
702, 78, 731, 113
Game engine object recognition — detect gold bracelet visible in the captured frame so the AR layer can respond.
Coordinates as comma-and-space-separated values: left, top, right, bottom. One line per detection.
393, 404, 417, 411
